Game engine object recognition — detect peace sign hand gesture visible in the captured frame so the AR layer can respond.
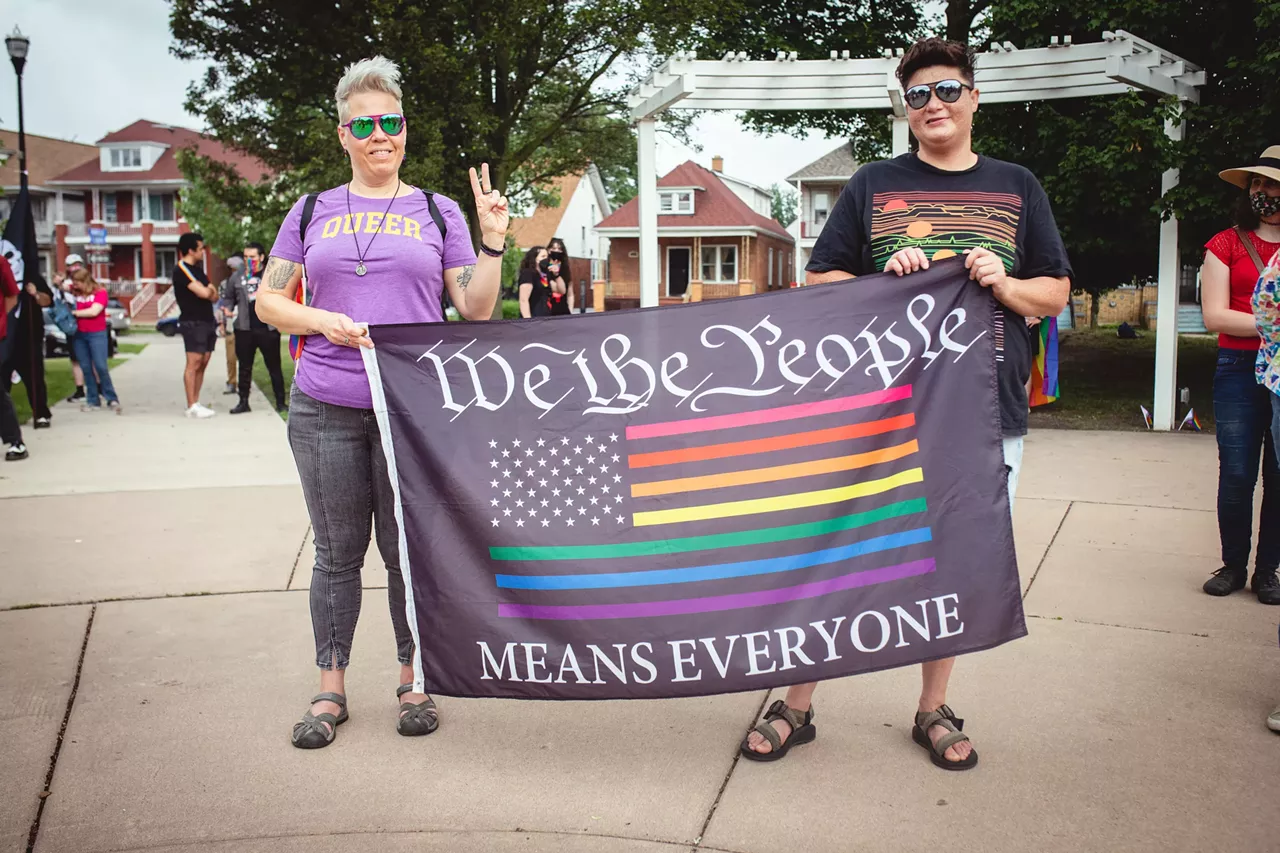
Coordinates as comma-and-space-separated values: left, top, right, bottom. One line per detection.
469, 163, 510, 248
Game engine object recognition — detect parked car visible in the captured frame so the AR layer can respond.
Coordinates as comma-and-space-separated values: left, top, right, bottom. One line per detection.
43, 307, 117, 359
157, 316, 180, 336
106, 298, 131, 333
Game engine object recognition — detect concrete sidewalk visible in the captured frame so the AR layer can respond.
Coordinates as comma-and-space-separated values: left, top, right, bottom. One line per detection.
2, 349, 1276, 852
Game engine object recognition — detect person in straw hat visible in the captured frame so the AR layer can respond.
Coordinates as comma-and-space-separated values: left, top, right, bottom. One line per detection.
1200, 146, 1280, 606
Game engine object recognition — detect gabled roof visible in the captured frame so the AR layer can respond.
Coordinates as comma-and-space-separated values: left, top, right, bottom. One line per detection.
787, 141, 858, 183
0, 130, 97, 192
47, 120, 272, 186
508, 164, 614, 250
597, 161, 790, 239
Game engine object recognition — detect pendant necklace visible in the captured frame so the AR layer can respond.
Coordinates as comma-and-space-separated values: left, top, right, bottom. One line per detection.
346, 179, 401, 276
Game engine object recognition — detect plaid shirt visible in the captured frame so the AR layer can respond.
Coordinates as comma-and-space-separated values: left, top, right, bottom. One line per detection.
1254, 248, 1280, 394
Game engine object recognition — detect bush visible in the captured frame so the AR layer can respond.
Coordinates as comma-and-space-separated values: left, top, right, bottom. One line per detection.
502, 299, 521, 319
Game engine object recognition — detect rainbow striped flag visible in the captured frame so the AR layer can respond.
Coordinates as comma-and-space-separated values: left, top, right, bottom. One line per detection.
1028, 316, 1059, 407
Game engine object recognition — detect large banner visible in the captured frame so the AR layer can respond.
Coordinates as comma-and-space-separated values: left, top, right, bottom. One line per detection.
363, 258, 1025, 700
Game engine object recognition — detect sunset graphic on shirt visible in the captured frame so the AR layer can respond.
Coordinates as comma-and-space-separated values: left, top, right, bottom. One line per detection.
870, 191, 1022, 273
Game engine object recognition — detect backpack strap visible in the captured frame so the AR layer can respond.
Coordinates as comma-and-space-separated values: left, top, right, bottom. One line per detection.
299, 192, 320, 245
290, 192, 320, 362
422, 189, 447, 239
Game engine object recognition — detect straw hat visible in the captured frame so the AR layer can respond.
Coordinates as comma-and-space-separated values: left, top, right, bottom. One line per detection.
1219, 145, 1280, 188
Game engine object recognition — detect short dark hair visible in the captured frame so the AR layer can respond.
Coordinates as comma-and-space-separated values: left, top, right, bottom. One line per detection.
244, 241, 266, 255
896, 37, 977, 88
178, 232, 204, 255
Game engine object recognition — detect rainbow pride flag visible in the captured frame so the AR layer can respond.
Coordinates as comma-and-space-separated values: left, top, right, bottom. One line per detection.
1028, 316, 1059, 407
488, 386, 930, 621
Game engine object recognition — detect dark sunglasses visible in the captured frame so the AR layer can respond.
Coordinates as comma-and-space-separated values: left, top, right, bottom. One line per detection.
342, 113, 406, 140
904, 79, 973, 111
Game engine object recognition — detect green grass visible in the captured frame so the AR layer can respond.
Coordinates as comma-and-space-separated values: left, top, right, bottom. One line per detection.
117, 342, 149, 355
11, 356, 126, 425
1028, 329, 1219, 432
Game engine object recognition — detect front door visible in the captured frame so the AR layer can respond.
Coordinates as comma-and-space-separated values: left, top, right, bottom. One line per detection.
667, 247, 690, 297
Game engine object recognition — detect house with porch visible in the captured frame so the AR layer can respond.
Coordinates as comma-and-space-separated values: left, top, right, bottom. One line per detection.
787, 141, 857, 285
508, 164, 613, 307
595, 157, 793, 310
0, 129, 96, 279
44, 120, 270, 320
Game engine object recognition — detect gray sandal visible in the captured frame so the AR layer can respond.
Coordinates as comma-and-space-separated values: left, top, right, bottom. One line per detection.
740, 699, 816, 762
291, 692, 348, 749
396, 684, 439, 736
912, 704, 978, 770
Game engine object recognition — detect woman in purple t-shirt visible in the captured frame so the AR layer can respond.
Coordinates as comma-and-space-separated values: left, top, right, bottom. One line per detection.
256, 55, 509, 750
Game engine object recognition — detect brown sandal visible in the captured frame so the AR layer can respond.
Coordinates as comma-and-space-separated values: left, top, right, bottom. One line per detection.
912, 704, 978, 770
740, 699, 816, 762
396, 683, 439, 736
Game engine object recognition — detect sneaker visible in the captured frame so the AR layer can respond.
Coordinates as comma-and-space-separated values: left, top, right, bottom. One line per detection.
1268, 706, 1280, 733
186, 403, 216, 419
5, 443, 28, 461
230, 399, 251, 415
275, 398, 288, 412
1251, 570, 1280, 605
80, 402, 104, 413
33, 417, 51, 429
223, 383, 237, 395
66, 387, 85, 403
1203, 566, 1246, 596
107, 401, 123, 416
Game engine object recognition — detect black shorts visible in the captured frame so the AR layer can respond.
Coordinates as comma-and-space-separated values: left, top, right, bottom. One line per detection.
180, 320, 218, 354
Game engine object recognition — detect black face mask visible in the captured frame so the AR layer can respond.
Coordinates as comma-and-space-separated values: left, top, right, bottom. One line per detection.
548, 250, 565, 262
537, 258, 551, 275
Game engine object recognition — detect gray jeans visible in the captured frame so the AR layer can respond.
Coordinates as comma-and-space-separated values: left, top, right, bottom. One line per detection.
288, 386, 414, 670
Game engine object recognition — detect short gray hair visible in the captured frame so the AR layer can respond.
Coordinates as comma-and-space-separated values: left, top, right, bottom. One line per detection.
335, 56, 403, 124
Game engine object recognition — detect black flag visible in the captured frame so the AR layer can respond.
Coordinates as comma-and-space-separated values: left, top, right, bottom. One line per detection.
1, 185, 40, 286
2, 185, 51, 421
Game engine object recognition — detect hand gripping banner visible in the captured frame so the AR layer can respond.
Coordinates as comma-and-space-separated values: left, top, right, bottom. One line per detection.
362, 258, 1025, 700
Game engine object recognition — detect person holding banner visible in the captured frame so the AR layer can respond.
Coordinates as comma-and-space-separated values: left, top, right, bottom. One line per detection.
785, 36, 1072, 769
255, 55, 507, 749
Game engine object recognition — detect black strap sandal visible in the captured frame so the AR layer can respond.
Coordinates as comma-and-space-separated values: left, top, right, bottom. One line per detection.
739, 699, 816, 762
396, 683, 439, 737
912, 704, 978, 771
291, 692, 348, 750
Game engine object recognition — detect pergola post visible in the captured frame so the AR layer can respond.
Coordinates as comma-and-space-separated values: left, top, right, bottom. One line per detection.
637, 118, 660, 308
891, 116, 910, 157
1152, 116, 1185, 431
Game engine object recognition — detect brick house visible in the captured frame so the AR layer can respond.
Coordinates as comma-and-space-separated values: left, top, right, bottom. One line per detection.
44, 120, 269, 319
0, 129, 96, 278
595, 158, 794, 310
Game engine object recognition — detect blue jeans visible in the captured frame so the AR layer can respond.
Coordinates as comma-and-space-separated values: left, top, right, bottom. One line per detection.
1213, 349, 1280, 573
73, 330, 118, 407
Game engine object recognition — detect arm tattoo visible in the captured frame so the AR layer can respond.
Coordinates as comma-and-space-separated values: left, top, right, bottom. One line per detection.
456, 265, 474, 291
264, 258, 297, 291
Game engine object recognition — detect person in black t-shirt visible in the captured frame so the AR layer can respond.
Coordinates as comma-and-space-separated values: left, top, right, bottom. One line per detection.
172, 231, 221, 418
517, 246, 550, 318
223, 242, 287, 414
742, 37, 1072, 771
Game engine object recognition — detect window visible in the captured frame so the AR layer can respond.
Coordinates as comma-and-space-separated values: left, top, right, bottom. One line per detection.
155, 249, 177, 280
768, 248, 774, 287
659, 190, 694, 214
110, 147, 142, 169
813, 191, 830, 227
700, 245, 737, 283
103, 193, 118, 223
150, 193, 176, 222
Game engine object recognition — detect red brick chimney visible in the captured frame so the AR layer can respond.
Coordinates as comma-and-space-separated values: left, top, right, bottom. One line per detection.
711, 155, 724, 172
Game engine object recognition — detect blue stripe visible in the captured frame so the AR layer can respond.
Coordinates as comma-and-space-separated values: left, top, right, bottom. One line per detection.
495, 527, 932, 590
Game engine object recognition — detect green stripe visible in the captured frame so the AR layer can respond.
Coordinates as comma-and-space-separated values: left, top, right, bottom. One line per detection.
488, 498, 928, 562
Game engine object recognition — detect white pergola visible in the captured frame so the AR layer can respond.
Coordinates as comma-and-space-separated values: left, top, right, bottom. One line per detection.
626, 30, 1204, 430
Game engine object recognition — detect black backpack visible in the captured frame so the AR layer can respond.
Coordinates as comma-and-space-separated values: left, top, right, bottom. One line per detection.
297, 188, 452, 314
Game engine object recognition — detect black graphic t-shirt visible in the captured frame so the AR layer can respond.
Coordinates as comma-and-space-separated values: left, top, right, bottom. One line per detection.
807, 154, 1073, 437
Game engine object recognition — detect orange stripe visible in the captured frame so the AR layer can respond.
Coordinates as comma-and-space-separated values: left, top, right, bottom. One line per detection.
628, 413, 916, 469
631, 440, 920, 498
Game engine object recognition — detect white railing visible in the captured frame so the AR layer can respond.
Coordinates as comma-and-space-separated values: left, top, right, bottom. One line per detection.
156, 288, 177, 319
129, 281, 156, 318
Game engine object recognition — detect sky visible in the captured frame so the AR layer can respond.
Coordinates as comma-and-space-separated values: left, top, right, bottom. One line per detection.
0, 0, 850, 192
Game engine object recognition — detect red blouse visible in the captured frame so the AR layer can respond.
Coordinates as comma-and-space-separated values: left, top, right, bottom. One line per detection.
1205, 228, 1280, 350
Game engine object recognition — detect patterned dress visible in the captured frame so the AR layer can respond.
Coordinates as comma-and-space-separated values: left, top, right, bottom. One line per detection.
1254, 248, 1280, 395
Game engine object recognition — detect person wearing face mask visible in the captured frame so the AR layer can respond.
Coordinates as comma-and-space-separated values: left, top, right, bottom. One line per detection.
517, 245, 551, 318
255, 55, 507, 749
223, 242, 286, 414
1200, 147, 1280, 605
546, 236, 575, 315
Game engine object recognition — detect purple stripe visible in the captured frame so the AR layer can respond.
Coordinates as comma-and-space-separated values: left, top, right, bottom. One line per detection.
497, 558, 936, 621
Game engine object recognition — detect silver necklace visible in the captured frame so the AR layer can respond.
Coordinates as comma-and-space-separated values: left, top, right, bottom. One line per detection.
346, 180, 400, 276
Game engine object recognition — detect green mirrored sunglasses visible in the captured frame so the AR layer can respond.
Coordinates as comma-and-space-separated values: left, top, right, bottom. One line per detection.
342, 113, 406, 140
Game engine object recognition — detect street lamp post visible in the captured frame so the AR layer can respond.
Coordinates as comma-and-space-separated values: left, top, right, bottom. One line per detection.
6, 26, 30, 195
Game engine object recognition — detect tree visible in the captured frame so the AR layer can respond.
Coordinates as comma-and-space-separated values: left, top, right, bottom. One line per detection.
771, 183, 798, 228
169, 0, 725, 237
175, 149, 281, 258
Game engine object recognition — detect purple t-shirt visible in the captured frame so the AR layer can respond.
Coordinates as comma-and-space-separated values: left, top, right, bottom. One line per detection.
270, 186, 477, 408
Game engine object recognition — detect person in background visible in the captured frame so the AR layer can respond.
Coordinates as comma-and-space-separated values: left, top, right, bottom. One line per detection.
224, 242, 287, 414
2, 267, 52, 429
219, 253, 244, 395
546, 236, 575, 315
517, 246, 549, 318
0, 255, 26, 460
173, 232, 220, 419
69, 269, 120, 414
1200, 146, 1280, 605
53, 253, 89, 402
1251, 247, 1280, 732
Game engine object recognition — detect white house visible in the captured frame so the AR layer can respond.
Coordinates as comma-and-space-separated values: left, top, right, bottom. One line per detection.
509, 163, 613, 288
786, 141, 858, 283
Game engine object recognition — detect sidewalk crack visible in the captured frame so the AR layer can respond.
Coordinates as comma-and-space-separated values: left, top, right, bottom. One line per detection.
692, 690, 770, 848
1022, 500, 1072, 601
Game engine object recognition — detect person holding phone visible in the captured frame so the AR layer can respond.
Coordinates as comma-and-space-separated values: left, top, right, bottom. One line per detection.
546, 236, 575, 315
